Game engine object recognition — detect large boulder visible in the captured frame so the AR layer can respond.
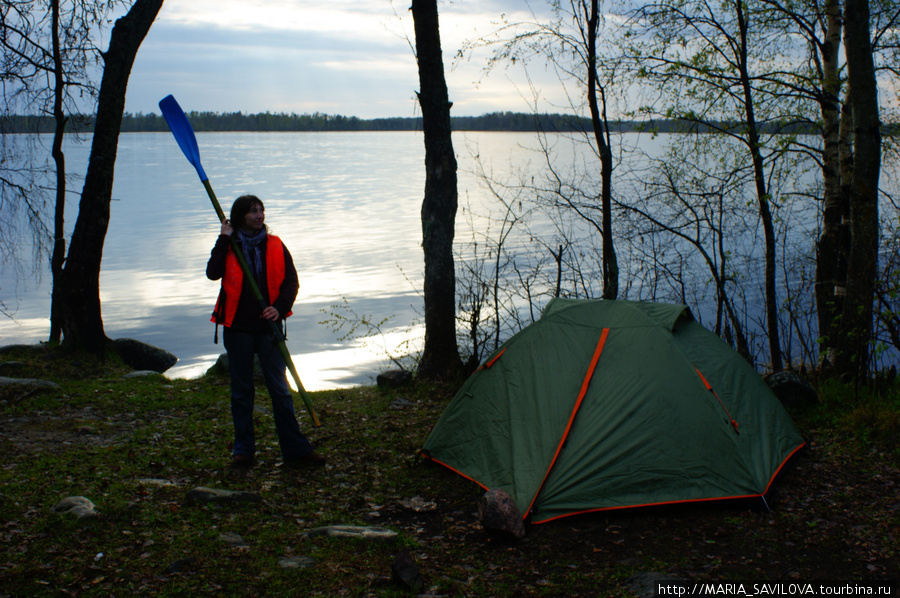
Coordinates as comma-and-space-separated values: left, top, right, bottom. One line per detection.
377, 369, 412, 389
764, 370, 818, 409
0, 376, 61, 393
205, 353, 263, 378
113, 338, 177, 373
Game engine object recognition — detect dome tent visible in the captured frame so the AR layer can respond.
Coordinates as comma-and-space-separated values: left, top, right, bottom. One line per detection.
422, 298, 806, 524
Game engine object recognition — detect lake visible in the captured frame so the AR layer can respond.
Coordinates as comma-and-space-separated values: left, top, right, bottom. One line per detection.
4, 130, 895, 385
1, 130, 600, 389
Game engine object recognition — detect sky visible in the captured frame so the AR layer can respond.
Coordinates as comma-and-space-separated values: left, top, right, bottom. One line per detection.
123, 0, 559, 120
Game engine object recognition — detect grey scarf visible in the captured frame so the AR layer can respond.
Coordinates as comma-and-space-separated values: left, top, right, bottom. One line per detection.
236, 228, 267, 282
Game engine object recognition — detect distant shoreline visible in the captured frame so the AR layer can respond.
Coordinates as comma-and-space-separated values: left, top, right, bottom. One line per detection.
3, 111, 823, 135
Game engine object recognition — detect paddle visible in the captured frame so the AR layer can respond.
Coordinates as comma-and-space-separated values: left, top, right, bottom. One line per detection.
158, 94, 321, 427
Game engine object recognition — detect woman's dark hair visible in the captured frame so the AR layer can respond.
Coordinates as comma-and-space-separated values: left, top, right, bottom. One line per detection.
230, 194, 266, 232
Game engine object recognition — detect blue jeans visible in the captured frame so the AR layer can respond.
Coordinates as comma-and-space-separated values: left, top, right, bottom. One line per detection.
223, 328, 314, 460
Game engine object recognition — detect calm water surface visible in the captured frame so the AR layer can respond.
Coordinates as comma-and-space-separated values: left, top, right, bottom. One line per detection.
0, 131, 561, 389
5, 131, 894, 381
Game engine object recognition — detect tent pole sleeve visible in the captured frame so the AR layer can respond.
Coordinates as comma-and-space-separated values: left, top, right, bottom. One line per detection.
524, 328, 610, 519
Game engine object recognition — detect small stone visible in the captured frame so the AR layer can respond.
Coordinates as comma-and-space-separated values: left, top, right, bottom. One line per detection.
136, 478, 177, 487
389, 397, 415, 409
218, 532, 248, 547
123, 370, 162, 379
392, 549, 424, 592
279, 556, 316, 569
300, 525, 398, 543
165, 556, 197, 574
52, 496, 99, 520
478, 488, 526, 540
187, 487, 262, 504
398, 496, 436, 512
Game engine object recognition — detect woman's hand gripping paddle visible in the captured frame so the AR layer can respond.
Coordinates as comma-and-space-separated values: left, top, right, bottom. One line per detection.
158, 94, 321, 427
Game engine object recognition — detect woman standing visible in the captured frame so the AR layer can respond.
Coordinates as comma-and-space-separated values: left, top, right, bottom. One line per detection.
206, 194, 325, 468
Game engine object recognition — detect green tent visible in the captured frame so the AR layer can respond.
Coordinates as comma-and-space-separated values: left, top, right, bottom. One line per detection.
422, 298, 806, 524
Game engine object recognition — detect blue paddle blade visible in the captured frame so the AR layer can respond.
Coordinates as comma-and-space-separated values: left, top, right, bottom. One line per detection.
158, 94, 208, 182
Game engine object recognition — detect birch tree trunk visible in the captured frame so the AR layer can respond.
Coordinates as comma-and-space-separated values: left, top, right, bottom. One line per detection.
814, 0, 847, 368
834, 0, 880, 378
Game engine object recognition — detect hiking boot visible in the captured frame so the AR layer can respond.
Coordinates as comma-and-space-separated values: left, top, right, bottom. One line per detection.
230, 454, 255, 468
282, 451, 326, 468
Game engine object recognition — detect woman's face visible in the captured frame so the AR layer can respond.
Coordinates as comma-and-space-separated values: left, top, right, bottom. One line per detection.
242, 203, 265, 233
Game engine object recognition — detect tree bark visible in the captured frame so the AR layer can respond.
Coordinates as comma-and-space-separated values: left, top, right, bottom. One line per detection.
736, 0, 782, 371
49, 0, 67, 345
59, 0, 164, 355
584, 0, 618, 300
814, 0, 847, 368
411, 0, 463, 381
835, 0, 880, 378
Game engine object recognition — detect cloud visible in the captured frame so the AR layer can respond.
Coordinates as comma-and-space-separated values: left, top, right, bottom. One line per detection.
159, 0, 397, 36
126, 1, 563, 118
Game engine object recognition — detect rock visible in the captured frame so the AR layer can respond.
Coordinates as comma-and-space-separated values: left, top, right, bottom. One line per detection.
206, 353, 264, 378
397, 496, 436, 512
113, 338, 177, 373
187, 487, 262, 504
392, 549, 424, 593
206, 353, 230, 377
0, 344, 47, 357
279, 556, 316, 569
123, 370, 163, 379
478, 488, 526, 540
0, 376, 61, 392
165, 556, 197, 574
376, 369, 412, 389
52, 496, 99, 520
764, 370, 818, 409
389, 397, 415, 410
218, 532, 248, 547
0, 361, 26, 375
136, 478, 177, 487
300, 525, 398, 543
0, 344, 28, 355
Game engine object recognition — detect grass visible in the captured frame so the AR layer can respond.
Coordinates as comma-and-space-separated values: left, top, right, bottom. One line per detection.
808, 378, 900, 454
1, 344, 898, 597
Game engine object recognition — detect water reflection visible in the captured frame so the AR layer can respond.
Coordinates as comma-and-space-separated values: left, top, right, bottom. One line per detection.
3, 129, 897, 380
1, 131, 455, 389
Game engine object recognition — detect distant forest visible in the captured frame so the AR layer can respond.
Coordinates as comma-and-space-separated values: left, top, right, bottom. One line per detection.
3, 111, 821, 135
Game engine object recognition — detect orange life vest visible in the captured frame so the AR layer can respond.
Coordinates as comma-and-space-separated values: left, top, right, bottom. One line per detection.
211, 234, 293, 327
